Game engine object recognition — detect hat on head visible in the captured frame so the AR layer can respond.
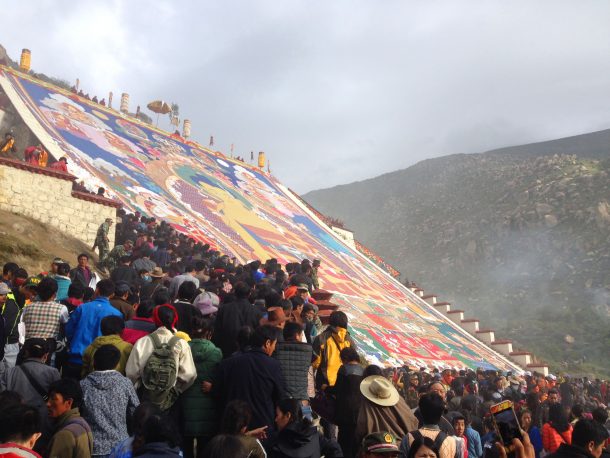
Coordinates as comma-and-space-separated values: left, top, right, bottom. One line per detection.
24, 276, 41, 289
115, 281, 131, 296
508, 375, 521, 385
150, 267, 165, 278
361, 432, 399, 455
547, 374, 557, 381
296, 284, 309, 291
260, 307, 287, 327
52, 257, 65, 265
0, 283, 10, 294
105, 218, 113, 223
360, 375, 400, 407
193, 292, 218, 316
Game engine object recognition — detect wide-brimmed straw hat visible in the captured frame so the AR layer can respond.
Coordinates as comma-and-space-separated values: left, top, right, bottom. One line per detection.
150, 267, 165, 278
360, 375, 400, 407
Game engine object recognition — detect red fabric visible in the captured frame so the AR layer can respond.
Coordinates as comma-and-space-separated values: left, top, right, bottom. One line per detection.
121, 317, 154, 345
49, 161, 67, 172
542, 423, 572, 453
284, 285, 297, 299
152, 304, 178, 329
0, 442, 42, 457
65, 297, 83, 308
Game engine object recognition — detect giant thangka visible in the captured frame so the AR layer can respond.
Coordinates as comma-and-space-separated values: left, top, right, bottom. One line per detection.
0, 66, 519, 371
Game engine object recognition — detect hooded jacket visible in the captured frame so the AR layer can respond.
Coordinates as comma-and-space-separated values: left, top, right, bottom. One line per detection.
80, 371, 140, 455
81, 334, 133, 376
180, 339, 222, 438
65, 297, 123, 365
268, 422, 343, 458
312, 326, 355, 388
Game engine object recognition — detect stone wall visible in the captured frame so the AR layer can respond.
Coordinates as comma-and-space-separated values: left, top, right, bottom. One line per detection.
0, 158, 120, 247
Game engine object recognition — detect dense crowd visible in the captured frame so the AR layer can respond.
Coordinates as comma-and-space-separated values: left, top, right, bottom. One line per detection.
0, 213, 607, 458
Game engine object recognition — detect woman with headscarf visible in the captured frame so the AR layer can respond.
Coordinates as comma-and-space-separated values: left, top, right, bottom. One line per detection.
125, 304, 196, 412
542, 403, 572, 454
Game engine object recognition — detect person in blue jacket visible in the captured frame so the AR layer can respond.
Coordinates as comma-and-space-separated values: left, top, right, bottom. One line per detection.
65, 279, 123, 379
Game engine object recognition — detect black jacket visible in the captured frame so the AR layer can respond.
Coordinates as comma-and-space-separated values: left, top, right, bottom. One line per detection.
274, 341, 312, 401
328, 363, 364, 428
547, 444, 596, 458
2, 294, 20, 344
268, 422, 343, 458
414, 407, 456, 435
213, 298, 262, 358
215, 348, 284, 431
69, 266, 93, 288
110, 265, 139, 288
172, 300, 202, 335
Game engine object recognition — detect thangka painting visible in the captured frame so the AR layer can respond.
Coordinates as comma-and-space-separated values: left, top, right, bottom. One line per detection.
0, 67, 519, 371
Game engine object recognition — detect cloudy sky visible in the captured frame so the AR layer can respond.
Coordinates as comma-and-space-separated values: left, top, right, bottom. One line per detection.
4, 1, 610, 192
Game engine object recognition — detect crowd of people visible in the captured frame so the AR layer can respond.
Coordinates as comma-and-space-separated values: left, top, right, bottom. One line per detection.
0, 212, 607, 458
1, 132, 69, 173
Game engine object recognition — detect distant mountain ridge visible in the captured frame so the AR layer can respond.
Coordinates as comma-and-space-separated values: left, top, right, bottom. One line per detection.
485, 128, 610, 159
305, 128, 610, 376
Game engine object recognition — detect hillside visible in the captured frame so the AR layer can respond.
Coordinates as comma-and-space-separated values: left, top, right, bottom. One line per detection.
305, 131, 610, 376
0, 209, 97, 275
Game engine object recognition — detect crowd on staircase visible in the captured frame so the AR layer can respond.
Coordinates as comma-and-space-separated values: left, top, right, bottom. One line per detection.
0, 212, 608, 458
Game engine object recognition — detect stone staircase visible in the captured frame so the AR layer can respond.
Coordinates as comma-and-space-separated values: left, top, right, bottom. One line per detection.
412, 285, 548, 375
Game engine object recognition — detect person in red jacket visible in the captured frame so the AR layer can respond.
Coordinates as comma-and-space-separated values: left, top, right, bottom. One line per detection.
121, 301, 156, 345
543, 404, 573, 454
49, 157, 68, 173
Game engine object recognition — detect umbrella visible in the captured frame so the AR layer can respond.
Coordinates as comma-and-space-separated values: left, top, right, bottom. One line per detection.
147, 100, 172, 126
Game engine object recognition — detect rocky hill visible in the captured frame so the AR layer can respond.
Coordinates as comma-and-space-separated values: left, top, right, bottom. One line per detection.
0, 209, 97, 276
305, 130, 610, 376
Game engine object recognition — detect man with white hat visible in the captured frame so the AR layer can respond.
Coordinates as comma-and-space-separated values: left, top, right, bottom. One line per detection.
356, 375, 418, 446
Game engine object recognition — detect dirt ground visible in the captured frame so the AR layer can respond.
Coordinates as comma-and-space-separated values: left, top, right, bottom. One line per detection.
0, 209, 102, 276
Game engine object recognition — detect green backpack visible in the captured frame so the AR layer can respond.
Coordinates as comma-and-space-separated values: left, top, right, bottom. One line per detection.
141, 333, 181, 411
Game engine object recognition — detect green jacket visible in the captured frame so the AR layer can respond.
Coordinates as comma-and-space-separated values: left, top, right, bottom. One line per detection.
105, 245, 128, 271
180, 339, 222, 438
95, 222, 110, 247
47, 408, 93, 458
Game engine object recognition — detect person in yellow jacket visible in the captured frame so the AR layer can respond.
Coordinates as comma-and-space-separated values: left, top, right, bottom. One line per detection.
312, 310, 356, 389
81, 315, 133, 377
38, 147, 48, 166
0, 133, 16, 154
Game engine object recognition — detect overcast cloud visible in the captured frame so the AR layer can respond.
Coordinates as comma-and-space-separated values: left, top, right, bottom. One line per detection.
4, 1, 610, 192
